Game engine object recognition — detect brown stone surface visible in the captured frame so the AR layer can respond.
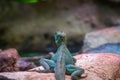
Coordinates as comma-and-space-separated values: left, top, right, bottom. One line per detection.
0, 75, 15, 80
75, 53, 120, 80
0, 53, 120, 80
0, 72, 71, 80
0, 48, 20, 72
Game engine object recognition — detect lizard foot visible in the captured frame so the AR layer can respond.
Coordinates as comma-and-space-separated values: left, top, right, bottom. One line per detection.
71, 76, 79, 80
28, 66, 52, 73
28, 66, 44, 72
71, 73, 87, 80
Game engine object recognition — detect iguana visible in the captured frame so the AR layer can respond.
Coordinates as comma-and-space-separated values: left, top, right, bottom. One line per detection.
33, 31, 85, 80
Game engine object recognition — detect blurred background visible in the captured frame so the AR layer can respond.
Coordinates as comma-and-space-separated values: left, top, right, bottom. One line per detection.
0, 0, 120, 57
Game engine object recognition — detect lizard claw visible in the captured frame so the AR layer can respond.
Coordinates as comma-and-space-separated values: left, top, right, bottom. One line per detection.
28, 66, 44, 72
80, 73, 87, 78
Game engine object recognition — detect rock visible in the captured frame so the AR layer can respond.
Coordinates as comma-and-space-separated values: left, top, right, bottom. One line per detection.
82, 27, 120, 54
1, 53, 119, 80
0, 72, 71, 80
16, 59, 36, 71
17, 60, 36, 71
74, 53, 120, 80
0, 75, 15, 80
0, 48, 37, 71
0, 48, 19, 72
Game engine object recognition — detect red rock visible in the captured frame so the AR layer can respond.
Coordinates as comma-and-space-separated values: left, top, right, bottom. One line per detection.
0, 72, 71, 80
74, 53, 120, 80
0, 48, 20, 59
0, 53, 120, 80
0, 48, 20, 72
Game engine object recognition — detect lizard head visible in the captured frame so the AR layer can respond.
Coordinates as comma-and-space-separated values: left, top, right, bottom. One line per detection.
54, 31, 66, 47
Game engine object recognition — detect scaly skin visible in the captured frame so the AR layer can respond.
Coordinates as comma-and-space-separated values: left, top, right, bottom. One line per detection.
34, 31, 85, 80
54, 42, 65, 80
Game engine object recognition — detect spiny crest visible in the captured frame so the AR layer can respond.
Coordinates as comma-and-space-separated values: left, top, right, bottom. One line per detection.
55, 31, 66, 37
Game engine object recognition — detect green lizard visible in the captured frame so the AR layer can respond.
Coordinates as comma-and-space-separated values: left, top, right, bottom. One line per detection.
35, 31, 85, 80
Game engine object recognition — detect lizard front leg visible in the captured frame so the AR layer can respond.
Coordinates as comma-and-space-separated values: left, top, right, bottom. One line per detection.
29, 52, 55, 73
38, 58, 55, 73
30, 58, 55, 73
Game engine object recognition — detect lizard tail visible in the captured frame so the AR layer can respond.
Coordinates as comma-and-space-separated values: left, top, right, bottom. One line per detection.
55, 46, 66, 80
